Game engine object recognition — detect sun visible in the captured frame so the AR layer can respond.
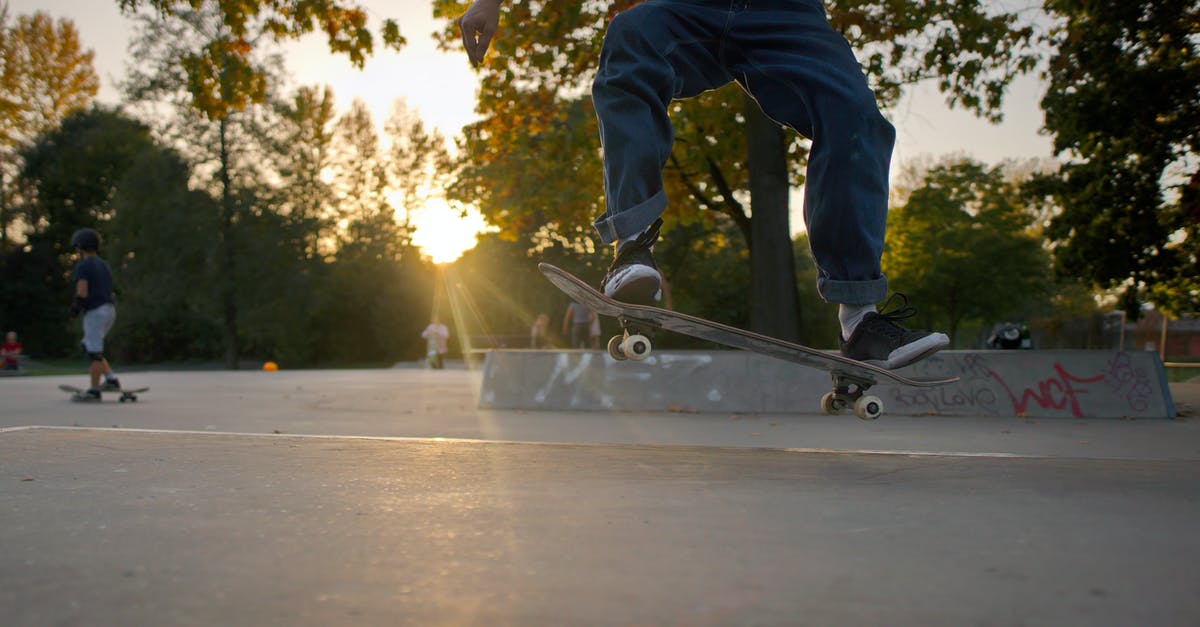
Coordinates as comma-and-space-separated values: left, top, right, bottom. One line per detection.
406, 198, 493, 264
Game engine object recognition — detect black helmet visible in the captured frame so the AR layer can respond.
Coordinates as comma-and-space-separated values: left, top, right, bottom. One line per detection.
70, 228, 101, 252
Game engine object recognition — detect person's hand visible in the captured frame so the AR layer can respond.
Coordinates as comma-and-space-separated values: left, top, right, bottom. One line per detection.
458, 0, 503, 67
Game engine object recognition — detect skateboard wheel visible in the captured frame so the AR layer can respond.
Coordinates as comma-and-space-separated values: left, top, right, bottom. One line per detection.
820, 392, 843, 415
854, 395, 883, 421
622, 334, 651, 361
607, 335, 627, 361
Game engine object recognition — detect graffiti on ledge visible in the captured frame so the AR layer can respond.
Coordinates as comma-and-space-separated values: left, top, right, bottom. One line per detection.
890, 352, 1157, 417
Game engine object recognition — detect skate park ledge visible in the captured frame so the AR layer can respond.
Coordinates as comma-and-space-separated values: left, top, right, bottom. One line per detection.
478, 349, 1176, 419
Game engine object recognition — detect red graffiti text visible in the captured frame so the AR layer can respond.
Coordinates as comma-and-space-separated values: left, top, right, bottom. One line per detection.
988, 364, 1106, 418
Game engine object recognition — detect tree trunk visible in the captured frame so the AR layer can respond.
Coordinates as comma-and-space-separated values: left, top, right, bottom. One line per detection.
743, 92, 801, 342
0, 169, 8, 251
218, 117, 241, 369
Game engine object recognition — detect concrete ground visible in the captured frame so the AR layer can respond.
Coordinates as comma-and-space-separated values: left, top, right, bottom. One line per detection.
2, 368, 1199, 626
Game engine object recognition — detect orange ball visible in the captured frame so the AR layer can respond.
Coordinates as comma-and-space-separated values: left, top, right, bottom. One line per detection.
262, 361, 279, 371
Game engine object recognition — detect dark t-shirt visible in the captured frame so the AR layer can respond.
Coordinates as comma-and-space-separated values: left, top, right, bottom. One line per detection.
72, 256, 115, 311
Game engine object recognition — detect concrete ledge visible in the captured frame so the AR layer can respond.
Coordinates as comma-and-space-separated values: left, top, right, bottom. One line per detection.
478, 350, 1175, 418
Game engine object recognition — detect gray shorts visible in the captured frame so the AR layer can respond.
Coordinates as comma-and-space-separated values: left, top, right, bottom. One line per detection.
81, 303, 116, 353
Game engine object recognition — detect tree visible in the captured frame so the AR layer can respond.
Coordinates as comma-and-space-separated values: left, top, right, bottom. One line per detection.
19, 108, 157, 251
331, 98, 398, 257
6, 107, 159, 356
315, 98, 434, 364
1030, 0, 1200, 317
124, 4, 291, 367
0, 6, 99, 248
117, 0, 405, 120
118, 0, 420, 367
0, 240, 68, 355
269, 84, 340, 260
431, 0, 1039, 337
792, 233, 841, 348
106, 146, 223, 362
883, 158, 1051, 341
385, 98, 451, 233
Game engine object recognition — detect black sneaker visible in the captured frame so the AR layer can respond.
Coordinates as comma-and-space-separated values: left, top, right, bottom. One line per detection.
840, 294, 949, 369
101, 377, 121, 391
73, 388, 102, 402
601, 218, 663, 305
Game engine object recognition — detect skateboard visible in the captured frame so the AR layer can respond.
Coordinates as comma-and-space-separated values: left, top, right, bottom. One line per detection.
59, 384, 149, 403
540, 263, 958, 420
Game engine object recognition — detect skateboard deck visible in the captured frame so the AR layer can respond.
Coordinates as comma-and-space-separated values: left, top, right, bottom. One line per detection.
539, 263, 958, 419
59, 384, 148, 403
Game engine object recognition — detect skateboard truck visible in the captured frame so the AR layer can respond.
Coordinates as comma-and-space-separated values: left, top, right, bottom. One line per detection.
117, 390, 141, 403
822, 370, 884, 420
607, 315, 660, 361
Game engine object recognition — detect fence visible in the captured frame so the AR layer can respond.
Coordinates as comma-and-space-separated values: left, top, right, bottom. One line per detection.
1030, 311, 1200, 357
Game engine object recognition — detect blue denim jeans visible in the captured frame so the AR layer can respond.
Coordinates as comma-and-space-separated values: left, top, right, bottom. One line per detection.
591, 0, 893, 305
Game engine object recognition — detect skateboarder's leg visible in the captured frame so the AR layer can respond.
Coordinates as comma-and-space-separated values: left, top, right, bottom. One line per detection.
727, 0, 948, 367
591, 0, 731, 301
81, 304, 119, 391
727, 0, 892, 306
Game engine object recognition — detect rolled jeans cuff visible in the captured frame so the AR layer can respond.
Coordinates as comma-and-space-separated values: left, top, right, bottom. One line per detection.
592, 189, 668, 244
817, 274, 888, 306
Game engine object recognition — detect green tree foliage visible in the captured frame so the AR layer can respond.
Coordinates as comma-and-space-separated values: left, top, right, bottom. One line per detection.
106, 147, 223, 362
792, 233, 841, 348
654, 219, 753, 347
7, 95, 440, 365
5, 108, 158, 357
1, 4, 443, 366
883, 158, 1051, 342
125, 4, 301, 366
19, 108, 158, 252
0, 5, 98, 247
331, 99, 397, 255
431, 0, 1038, 334
1030, 0, 1200, 316
827, 0, 1038, 121
316, 99, 436, 363
117, 0, 405, 120
0, 240, 64, 355
269, 85, 339, 260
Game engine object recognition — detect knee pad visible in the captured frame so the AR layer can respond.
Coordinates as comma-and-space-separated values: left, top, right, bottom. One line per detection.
88, 352, 105, 363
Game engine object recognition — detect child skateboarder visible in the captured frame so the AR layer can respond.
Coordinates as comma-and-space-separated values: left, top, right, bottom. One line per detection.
68, 228, 121, 400
455, 0, 950, 369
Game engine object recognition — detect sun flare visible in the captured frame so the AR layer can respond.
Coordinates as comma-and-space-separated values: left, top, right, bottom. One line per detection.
407, 199, 492, 264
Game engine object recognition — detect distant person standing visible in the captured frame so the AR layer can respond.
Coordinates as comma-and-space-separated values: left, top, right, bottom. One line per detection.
422, 316, 450, 369
2, 331, 21, 371
562, 301, 594, 349
530, 313, 551, 348
69, 228, 121, 400
588, 310, 601, 349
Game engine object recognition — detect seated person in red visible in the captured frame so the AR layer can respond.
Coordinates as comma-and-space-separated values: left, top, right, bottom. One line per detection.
1, 331, 21, 371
